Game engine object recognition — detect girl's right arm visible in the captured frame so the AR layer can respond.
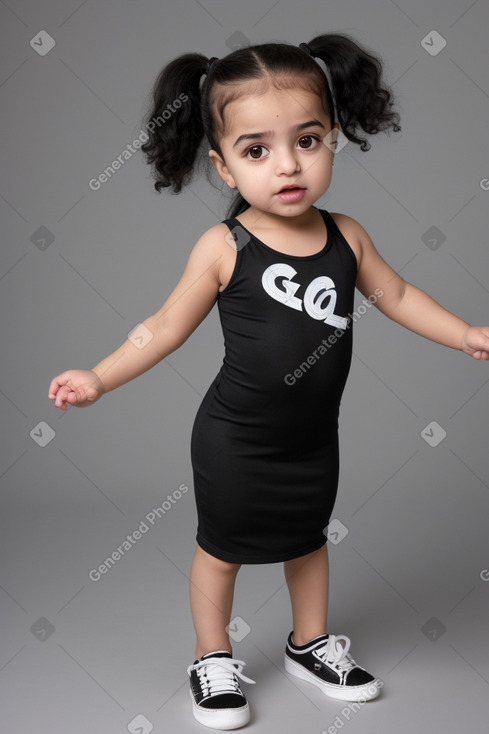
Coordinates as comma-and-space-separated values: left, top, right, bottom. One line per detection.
48, 225, 226, 410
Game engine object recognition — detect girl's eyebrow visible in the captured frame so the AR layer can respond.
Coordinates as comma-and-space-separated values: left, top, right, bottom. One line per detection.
232, 119, 326, 148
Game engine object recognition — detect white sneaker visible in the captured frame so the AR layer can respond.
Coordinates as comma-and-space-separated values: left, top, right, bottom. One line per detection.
187, 650, 255, 730
285, 632, 382, 702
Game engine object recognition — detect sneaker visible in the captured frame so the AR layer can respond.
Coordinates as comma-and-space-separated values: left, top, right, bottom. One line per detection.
187, 650, 255, 730
284, 632, 382, 702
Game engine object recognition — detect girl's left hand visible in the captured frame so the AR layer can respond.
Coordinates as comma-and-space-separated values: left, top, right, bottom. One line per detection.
461, 326, 489, 359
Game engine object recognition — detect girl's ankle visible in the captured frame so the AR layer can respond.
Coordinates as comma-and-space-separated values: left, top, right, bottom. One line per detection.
292, 631, 327, 646
195, 645, 233, 659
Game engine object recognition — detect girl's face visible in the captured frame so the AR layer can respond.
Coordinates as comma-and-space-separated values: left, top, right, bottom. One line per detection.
209, 81, 338, 220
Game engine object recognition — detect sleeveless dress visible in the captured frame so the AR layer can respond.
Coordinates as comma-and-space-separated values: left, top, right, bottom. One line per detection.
190, 208, 358, 564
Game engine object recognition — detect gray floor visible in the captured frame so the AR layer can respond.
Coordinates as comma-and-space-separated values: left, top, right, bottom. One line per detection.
1, 520, 488, 733
1, 0, 488, 732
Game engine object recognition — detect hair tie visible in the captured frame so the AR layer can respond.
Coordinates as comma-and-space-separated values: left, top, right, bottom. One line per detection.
199, 56, 219, 91
298, 42, 313, 57
298, 42, 337, 124
206, 56, 219, 75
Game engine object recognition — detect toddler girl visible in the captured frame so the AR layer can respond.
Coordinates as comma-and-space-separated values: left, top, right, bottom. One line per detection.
48, 32, 489, 731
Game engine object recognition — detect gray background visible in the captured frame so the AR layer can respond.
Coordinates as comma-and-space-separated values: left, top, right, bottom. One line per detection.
1, 1, 488, 732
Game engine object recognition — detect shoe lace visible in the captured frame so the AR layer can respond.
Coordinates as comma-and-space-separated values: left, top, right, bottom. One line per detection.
315, 634, 356, 673
187, 656, 256, 697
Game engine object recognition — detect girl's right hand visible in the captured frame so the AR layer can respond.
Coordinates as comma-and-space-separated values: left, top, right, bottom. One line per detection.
48, 370, 106, 411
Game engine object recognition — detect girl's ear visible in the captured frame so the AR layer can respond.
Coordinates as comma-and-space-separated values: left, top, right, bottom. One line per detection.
208, 149, 237, 188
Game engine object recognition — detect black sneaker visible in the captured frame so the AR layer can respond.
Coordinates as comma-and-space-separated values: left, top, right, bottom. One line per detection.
187, 650, 255, 730
284, 632, 382, 702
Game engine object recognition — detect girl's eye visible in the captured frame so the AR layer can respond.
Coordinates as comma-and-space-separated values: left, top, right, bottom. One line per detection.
246, 145, 267, 160
245, 136, 320, 160
298, 135, 320, 149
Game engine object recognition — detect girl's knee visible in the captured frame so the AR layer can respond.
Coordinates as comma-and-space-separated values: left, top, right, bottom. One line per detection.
196, 544, 241, 574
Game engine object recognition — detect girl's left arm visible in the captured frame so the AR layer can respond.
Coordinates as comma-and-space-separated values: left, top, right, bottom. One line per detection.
341, 215, 489, 360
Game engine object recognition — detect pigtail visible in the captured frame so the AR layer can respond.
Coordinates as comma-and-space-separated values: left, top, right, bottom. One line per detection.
140, 53, 208, 193
308, 33, 401, 150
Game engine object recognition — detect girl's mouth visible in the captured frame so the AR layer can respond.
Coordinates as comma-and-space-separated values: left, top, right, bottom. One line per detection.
276, 186, 306, 202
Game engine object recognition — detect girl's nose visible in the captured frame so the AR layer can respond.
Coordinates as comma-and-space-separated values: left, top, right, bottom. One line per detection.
275, 146, 300, 176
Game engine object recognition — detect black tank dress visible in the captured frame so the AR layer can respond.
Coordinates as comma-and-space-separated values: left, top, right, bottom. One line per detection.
190, 208, 358, 564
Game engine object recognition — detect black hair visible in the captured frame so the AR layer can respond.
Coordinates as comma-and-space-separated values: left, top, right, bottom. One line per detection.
140, 33, 401, 218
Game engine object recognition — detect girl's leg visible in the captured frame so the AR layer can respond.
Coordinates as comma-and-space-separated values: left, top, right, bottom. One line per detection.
189, 544, 241, 659
283, 543, 329, 645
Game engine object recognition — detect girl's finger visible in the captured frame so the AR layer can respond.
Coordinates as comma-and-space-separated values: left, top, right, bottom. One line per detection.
48, 378, 62, 398
56, 385, 71, 407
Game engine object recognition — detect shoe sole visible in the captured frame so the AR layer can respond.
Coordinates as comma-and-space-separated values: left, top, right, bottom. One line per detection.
189, 689, 250, 730
284, 655, 382, 702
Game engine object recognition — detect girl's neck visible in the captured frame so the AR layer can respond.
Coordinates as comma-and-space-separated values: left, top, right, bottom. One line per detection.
237, 205, 320, 234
